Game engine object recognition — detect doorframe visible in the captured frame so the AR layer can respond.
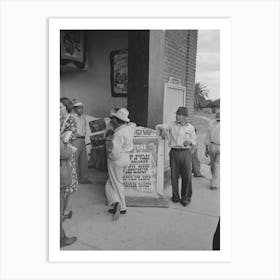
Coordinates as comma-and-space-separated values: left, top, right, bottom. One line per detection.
163, 79, 186, 123
162, 79, 186, 169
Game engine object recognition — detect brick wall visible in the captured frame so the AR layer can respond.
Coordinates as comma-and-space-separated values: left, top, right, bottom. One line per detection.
185, 30, 198, 119
163, 30, 198, 120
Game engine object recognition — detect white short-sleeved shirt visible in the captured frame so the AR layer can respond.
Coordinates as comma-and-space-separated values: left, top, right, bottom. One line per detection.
156, 121, 196, 149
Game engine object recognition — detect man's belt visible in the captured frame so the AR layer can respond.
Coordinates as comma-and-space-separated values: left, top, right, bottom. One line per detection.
171, 147, 190, 151
77, 136, 85, 139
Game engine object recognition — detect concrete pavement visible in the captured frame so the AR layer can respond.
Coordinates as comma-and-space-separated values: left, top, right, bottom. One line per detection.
62, 162, 219, 251
62, 114, 220, 250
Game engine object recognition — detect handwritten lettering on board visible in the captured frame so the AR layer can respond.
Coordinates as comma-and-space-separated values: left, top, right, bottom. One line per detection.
124, 128, 159, 192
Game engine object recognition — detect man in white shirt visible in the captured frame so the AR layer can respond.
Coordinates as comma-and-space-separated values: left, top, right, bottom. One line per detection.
72, 101, 91, 184
205, 111, 220, 190
156, 107, 196, 207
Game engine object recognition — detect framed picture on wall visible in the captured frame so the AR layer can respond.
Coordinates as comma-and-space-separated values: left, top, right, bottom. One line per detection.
60, 30, 84, 62
88, 118, 107, 133
110, 49, 128, 97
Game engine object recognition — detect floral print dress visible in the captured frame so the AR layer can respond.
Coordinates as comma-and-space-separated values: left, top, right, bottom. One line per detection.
60, 114, 78, 197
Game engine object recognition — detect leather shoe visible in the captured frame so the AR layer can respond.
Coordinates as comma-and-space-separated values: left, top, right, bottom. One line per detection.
180, 200, 190, 207
171, 197, 180, 203
60, 236, 77, 247
109, 206, 126, 215
109, 207, 126, 215
62, 210, 72, 222
210, 186, 218, 190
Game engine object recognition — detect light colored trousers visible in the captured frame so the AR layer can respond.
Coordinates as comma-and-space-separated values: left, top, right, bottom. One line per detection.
72, 138, 89, 182
105, 156, 129, 211
209, 143, 220, 188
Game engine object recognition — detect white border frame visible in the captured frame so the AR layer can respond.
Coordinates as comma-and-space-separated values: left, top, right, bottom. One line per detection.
49, 18, 231, 262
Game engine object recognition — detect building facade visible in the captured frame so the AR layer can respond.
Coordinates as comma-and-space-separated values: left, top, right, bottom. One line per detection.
60, 30, 197, 126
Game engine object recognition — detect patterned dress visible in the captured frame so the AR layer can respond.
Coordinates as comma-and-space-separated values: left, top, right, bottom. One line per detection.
60, 114, 78, 198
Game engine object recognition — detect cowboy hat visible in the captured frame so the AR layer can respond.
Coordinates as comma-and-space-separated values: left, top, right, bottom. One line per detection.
111, 108, 130, 122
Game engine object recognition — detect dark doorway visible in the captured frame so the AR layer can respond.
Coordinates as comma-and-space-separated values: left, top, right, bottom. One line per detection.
127, 31, 150, 127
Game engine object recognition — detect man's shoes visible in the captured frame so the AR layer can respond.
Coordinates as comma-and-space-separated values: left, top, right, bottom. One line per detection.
109, 208, 126, 215
62, 211, 72, 222
60, 236, 77, 248
210, 186, 218, 190
112, 202, 121, 221
79, 179, 92, 184
171, 197, 180, 203
180, 200, 190, 207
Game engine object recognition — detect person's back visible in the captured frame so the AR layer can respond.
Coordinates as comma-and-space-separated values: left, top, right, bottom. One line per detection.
105, 108, 134, 220
208, 121, 220, 145
114, 122, 136, 152
205, 112, 220, 190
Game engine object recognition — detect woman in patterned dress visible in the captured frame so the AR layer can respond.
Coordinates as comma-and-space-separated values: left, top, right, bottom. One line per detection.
60, 97, 78, 221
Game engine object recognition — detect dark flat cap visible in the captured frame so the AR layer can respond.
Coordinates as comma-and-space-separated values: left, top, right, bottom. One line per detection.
176, 106, 188, 116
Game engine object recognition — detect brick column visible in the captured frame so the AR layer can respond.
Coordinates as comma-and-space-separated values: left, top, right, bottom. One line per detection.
163, 30, 198, 120
185, 30, 198, 120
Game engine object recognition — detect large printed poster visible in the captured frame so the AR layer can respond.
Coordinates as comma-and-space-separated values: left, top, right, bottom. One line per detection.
123, 129, 159, 192
110, 49, 128, 97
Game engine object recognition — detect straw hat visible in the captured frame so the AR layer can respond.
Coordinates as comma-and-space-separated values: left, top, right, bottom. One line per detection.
73, 101, 83, 108
111, 108, 130, 122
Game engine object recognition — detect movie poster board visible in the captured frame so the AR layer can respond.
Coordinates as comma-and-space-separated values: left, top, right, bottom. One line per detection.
124, 127, 164, 198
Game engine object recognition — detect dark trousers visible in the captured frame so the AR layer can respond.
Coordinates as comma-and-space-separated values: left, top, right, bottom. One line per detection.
169, 149, 193, 202
212, 218, 220, 250
60, 188, 66, 241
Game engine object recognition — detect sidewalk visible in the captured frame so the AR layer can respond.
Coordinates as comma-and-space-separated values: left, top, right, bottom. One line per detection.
62, 114, 220, 250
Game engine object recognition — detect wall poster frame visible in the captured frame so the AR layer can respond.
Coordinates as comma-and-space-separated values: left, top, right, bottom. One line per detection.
110, 49, 128, 97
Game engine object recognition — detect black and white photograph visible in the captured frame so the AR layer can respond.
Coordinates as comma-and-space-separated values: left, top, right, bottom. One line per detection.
1, 1, 280, 279
51, 18, 230, 260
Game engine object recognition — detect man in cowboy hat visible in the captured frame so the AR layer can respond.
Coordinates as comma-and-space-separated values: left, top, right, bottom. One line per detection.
155, 106, 196, 207
72, 100, 91, 184
205, 111, 220, 190
105, 108, 136, 220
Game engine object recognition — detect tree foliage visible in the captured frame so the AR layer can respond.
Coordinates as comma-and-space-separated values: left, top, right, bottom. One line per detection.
195, 82, 209, 98
194, 82, 220, 110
